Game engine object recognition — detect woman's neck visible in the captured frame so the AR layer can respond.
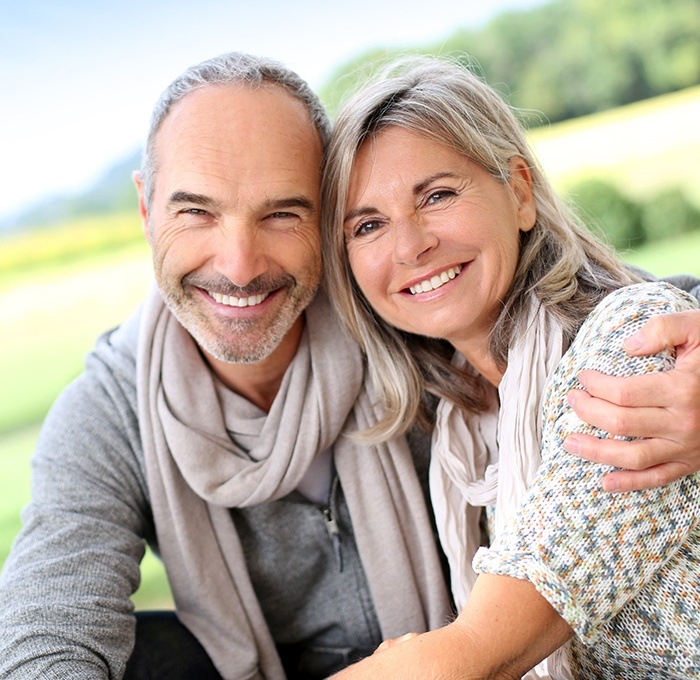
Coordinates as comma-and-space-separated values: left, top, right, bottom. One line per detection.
453, 339, 504, 388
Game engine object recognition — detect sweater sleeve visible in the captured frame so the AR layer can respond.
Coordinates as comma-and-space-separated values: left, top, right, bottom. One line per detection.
0, 318, 153, 679
474, 282, 700, 644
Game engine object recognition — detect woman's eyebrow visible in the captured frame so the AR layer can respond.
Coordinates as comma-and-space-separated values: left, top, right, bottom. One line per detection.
413, 172, 459, 195
344, 172, 460, 224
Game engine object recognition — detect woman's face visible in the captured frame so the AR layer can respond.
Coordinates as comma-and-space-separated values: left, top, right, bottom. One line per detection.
344, 126, 536, 363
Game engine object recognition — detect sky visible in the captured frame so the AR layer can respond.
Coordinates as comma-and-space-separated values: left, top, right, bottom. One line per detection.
0, 0, 543, 222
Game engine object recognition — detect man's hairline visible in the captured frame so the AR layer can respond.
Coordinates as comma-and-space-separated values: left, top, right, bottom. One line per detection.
144, 81, 325, 211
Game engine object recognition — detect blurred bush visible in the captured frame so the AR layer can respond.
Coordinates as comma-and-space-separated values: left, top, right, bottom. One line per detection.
640, 188, 700, 242
567, 178, 644, 250
567, 179, 700, 252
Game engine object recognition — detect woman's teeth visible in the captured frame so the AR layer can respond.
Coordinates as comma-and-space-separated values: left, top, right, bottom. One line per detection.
409, 265, 462, 295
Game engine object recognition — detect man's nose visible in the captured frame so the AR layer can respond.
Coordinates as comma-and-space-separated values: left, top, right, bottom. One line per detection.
212, 221, 268, 287
391, 216, 438, 266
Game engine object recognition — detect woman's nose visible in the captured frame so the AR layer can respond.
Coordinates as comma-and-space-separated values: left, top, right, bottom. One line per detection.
391, 216, 438, 265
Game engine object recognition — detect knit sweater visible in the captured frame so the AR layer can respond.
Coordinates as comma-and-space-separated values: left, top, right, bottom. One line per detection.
475, 282, 700, 678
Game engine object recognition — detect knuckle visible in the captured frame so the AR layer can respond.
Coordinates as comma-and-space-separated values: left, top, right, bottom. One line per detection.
644, 315, 664, 335
608, 413, 627, 435
650, 466, 671, 487
614, 383, 633, 406
624, 442, 651, 471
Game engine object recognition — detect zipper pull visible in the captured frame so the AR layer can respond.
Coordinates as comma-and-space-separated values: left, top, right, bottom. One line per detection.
323, 507, 343, 572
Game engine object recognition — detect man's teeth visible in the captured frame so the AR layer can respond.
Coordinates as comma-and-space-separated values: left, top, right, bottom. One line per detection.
409, 265, 462, 295
208, 291, 269, 307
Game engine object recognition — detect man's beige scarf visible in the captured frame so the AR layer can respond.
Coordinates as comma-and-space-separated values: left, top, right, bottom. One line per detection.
137, 286, 451, 680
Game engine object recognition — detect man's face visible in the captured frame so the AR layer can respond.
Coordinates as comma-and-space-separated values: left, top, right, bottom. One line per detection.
136, 84, 323, 367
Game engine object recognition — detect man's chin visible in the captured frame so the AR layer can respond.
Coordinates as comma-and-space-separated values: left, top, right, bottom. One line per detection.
196, 328, 286, 366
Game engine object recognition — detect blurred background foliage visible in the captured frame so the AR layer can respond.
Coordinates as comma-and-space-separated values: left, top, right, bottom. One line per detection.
319, 0, 700, 120
1, 0, 699, 609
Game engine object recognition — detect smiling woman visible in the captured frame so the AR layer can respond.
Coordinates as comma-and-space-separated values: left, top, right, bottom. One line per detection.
344, 127, 536, 385
322, 56, 700, 678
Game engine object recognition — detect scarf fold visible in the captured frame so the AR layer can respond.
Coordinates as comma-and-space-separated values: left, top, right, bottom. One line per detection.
430, 298, 571, 679
137, 285, 451, 680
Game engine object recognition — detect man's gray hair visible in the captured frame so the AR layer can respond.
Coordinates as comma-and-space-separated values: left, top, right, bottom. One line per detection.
140, 52, 331, 208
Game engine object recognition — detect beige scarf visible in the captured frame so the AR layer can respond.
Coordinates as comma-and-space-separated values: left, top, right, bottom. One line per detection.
137, 285, 451, 680
430, 299, 571, 679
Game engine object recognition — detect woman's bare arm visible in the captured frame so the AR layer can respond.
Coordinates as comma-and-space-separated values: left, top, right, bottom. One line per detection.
330, 574, 573, 680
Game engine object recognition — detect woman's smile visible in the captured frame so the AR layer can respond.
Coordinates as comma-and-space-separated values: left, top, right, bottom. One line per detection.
345, 125, 535, 367
405, 264, 463, 296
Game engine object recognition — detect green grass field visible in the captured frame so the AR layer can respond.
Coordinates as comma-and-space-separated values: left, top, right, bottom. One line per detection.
1, 85, 699, 610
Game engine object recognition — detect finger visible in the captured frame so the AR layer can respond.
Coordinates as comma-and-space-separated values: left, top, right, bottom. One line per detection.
563, 432, 672, 470
567, 389, 668, 438
576, 370, 675, 408
600, 462, 691, 493
623, 309, 700, 356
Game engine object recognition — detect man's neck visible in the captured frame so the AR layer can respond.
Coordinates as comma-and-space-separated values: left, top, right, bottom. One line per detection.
203, 320, 304, 413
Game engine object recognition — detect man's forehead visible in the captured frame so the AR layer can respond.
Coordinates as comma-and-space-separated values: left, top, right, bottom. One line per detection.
157, 82, 317, 145
150, 82, 322, 199
152, 84, 320, 166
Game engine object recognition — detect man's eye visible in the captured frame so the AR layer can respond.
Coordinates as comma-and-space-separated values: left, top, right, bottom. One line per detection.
268, 211, 298, 220
182, 208, 209, 216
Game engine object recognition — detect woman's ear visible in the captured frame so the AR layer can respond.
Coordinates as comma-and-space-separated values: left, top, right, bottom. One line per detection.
508, 157, 537, 233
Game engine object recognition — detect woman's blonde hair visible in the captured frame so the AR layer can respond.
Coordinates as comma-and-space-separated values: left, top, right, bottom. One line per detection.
322, 56, 639, 441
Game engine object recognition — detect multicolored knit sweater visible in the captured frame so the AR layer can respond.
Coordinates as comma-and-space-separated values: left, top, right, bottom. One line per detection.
474, 282, 700, 678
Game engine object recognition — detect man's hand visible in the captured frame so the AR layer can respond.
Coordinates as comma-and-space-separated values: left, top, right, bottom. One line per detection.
563, 309, 700, 492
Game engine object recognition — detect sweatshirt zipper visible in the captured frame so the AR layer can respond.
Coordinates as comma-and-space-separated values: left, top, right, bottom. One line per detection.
322, 477, 343, 571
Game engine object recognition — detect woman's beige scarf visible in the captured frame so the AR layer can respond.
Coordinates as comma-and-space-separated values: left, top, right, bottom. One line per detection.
137, 285, 451, 680
430, 299, 572, 679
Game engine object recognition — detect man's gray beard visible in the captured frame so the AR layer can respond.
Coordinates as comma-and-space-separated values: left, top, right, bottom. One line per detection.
163, 279, 319, 366
193, 314, 297, 365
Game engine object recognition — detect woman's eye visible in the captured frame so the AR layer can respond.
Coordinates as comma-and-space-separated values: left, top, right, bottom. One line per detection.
426, 189, 455, 205
354, 219, 382, 237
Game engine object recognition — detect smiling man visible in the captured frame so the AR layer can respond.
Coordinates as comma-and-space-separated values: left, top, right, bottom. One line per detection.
0, 52, 699, 680
136, 83, 324, 405
0, 52, 452, 680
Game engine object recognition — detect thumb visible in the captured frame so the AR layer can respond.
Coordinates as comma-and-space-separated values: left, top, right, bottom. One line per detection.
624, 309, 700, 357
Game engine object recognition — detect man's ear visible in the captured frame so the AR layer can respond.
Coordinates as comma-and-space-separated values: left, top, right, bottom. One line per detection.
508, 157, 537, 233
132, 170, 151, 241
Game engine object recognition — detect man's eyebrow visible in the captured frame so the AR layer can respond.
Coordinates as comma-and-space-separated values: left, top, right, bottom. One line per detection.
167, 192, 315, 213
167, 191, 219, 208
262, 196, 316, 213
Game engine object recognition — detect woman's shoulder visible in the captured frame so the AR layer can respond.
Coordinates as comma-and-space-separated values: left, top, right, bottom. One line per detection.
587, 281, 697, 326
544, 281, 697, 414
570, 281, 697, 359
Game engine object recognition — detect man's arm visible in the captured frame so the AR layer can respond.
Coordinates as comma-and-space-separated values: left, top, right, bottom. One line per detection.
0, 331, 151, 678
565, 308, 700, 491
